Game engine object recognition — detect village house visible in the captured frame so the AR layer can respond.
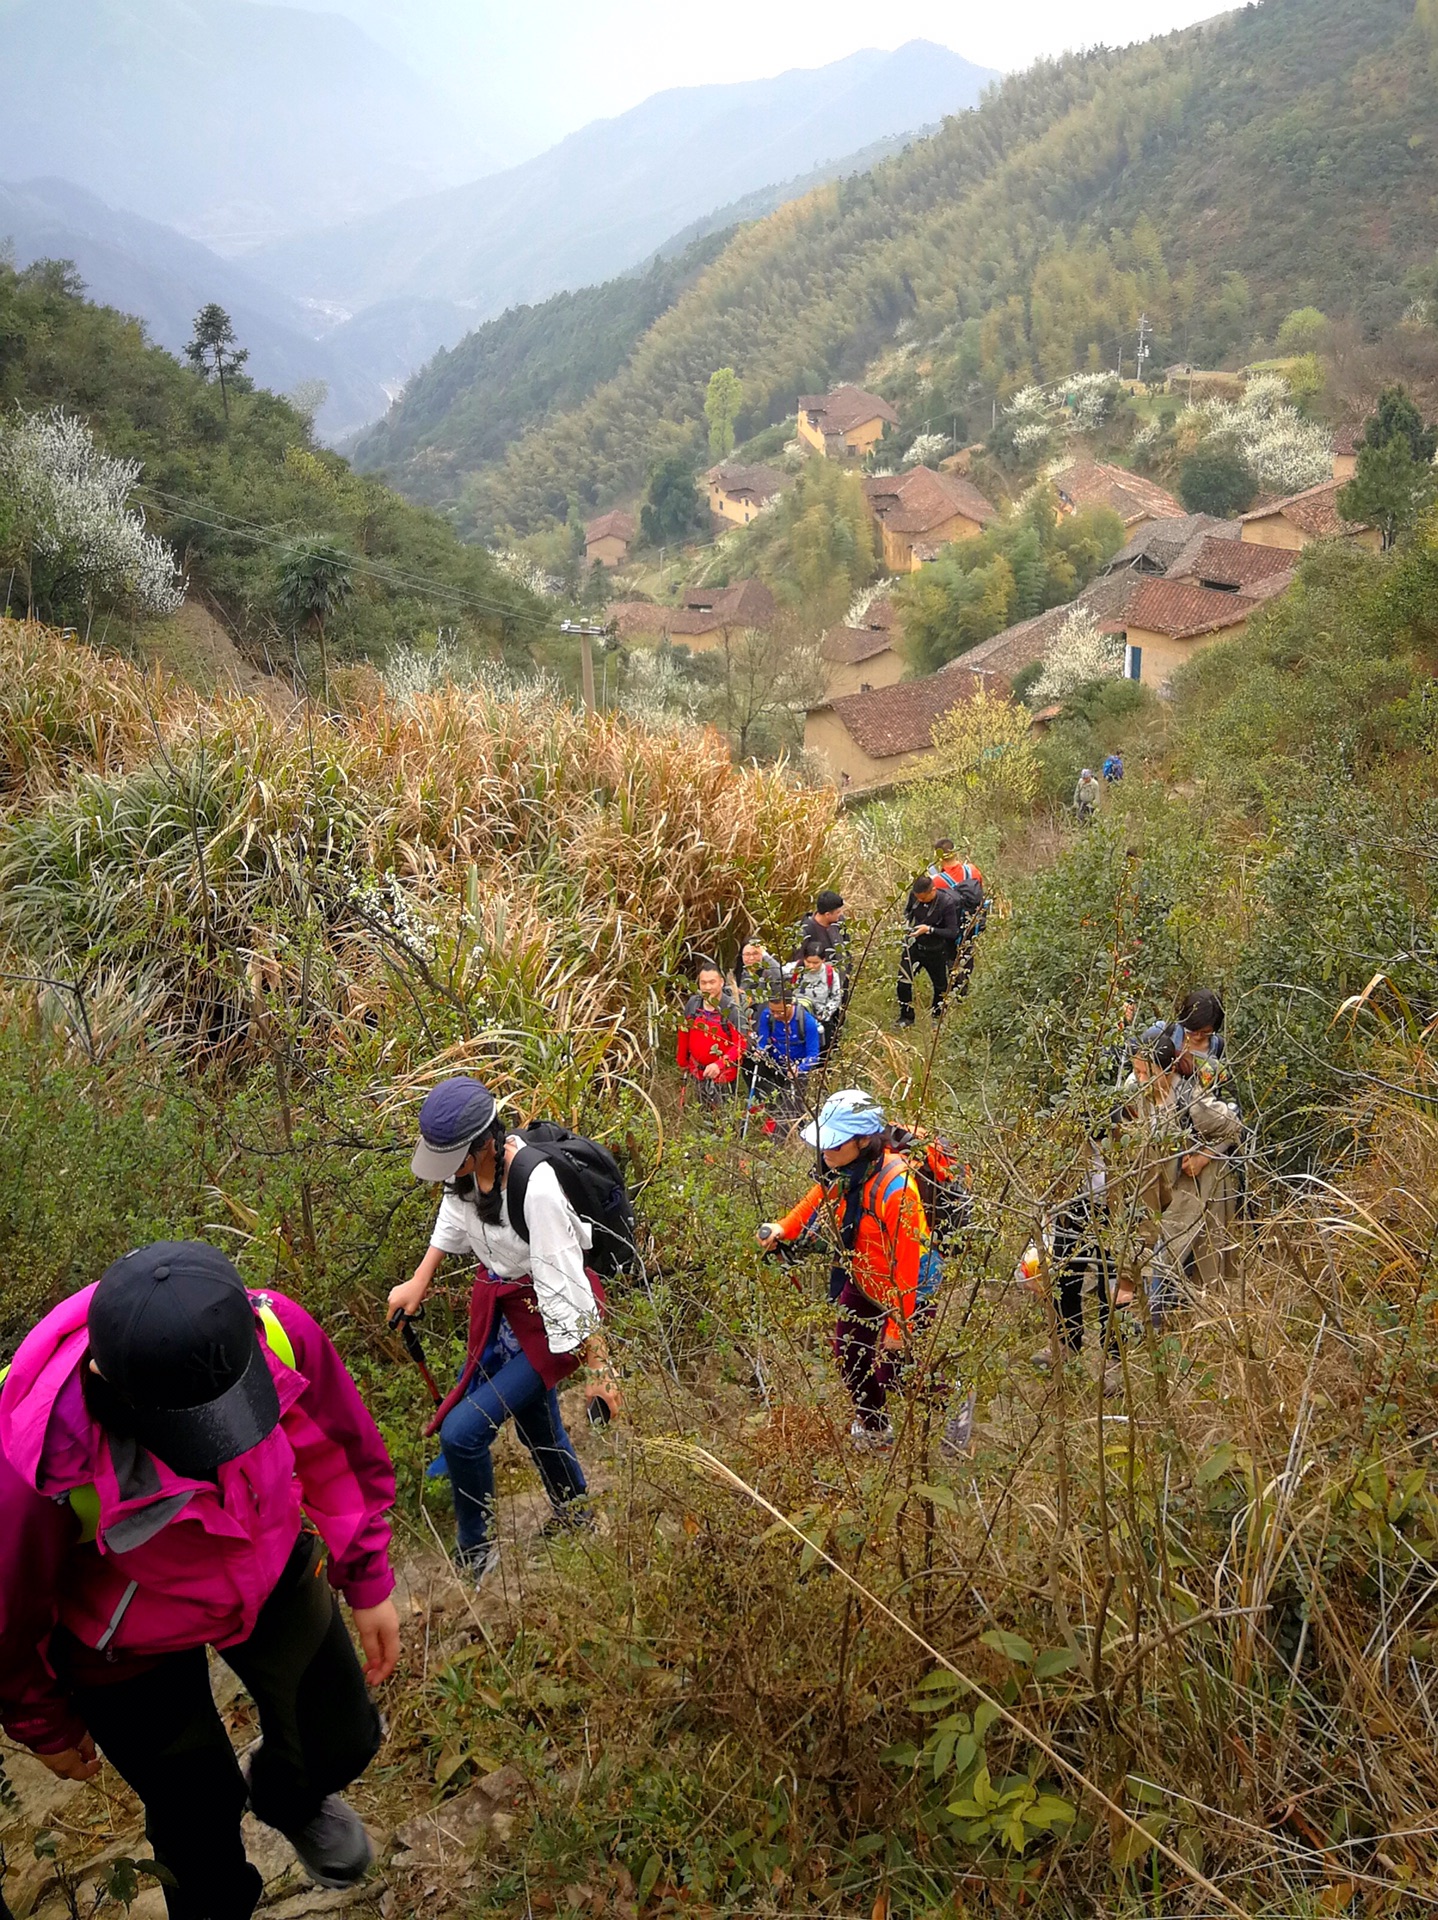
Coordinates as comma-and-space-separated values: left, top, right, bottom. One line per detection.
1167, 534, 1299, 594
1238, 480, 1380, 552
579, 510, 637, 568
606, 578, 777, 654
818, 595, 903, 697
956, 575, 1141, 684
804, 661, 1007, 790
1046, 460, 1185, 534
1103, 514, 1240, 578
862, 467, 999, 573
706, 463, 788, 527
584, 509, 637, 569
1331, 425, 1361, 483
796, 385, 899, 461
1106, 579, 1260, 689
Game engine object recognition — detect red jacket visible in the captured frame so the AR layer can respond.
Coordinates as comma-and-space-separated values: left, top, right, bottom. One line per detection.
676, 994, 745, 1084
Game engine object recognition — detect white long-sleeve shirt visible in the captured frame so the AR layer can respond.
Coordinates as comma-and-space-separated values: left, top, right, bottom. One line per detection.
428, 1143, 599, 1354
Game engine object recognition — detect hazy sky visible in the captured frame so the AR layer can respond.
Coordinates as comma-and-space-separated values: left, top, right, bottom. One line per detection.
322, 0, 1227, 154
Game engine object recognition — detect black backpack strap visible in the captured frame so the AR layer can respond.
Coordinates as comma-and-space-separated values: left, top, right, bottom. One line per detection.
504, 1143, 544, 1245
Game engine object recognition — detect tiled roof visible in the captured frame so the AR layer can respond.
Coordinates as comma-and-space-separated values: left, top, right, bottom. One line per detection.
1239, 479, 1369, 539
1048, 460, 1185, 527
820, 623, 897, 665
611, 579, 776, 640
1118, 577, 1259, 640
863, 466, 998, 534
1106, 513, 1237, 574
798, 385, 900, 434
585, 509, 636, 544
679, 578, 777, 625
1171, 535, 1298, 591
706, 463, 787, 503
817, 662, 1008, 760
1332, 423, 1362, 456
957, 576, 1137, 678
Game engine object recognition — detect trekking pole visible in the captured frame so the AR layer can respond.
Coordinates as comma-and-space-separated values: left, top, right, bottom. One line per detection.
740, 1052, 763, 1142
387, 1306, 442, 1406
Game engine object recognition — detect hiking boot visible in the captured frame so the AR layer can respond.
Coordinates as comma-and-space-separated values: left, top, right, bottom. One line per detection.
894, 1013, 915, 1030
849, 1418, 894, 1454
289, 1795, 374, 1891
540, 1500, 596, 1541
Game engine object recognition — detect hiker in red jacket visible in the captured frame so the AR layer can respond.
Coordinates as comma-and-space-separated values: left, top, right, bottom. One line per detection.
676, 962, 745, 1102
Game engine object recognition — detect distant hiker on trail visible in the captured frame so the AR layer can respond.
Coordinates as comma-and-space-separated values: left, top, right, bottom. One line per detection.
929, 837, 987, 998
757, 1090, 968, 1456
734, 939, 782, 1032
898, 873, 961, 1027
1074, 768, 1102, 822
799, 889, 849, 970
1103, 752, 1124, 783
748, 988, 822, 1125
0, 1241, 399, 1915
392, 1078, 603, 1585
676, 962, 745, 1104
786, 937, 843, 1044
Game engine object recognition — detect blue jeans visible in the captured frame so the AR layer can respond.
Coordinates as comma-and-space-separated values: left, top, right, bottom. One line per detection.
435, 1350, 588, 1560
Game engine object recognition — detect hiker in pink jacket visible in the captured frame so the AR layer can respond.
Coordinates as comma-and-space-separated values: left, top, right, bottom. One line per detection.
0, 1241, 400, 1920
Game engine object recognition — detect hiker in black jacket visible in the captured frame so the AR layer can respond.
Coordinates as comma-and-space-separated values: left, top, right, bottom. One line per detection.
897, 875, 960, 1026
799, 890, 849, 970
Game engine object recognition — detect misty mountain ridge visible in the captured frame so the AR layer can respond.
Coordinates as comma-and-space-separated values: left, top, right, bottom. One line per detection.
0, 0, 497, 251
247, 41, 998, 316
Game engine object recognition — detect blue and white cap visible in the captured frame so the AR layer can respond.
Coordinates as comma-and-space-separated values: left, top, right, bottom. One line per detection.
412, 1076, 499, 1182
800, 1087, 886, 1151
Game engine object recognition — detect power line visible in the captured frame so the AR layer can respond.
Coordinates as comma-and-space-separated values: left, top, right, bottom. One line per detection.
131, 483, 566, 634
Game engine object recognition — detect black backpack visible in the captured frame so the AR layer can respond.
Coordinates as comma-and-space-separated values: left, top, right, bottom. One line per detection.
506, 1123, 638, 1279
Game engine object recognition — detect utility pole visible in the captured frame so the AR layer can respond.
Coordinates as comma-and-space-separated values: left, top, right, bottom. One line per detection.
1135, 312, 1152, 389
559, 619, 610, 714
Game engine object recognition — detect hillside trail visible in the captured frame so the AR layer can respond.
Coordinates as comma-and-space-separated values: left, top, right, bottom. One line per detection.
0, 1392, 619, 1920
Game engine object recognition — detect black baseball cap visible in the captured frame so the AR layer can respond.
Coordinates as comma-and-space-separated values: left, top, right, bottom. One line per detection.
411, 1076, 499, 1182
87, 1241, 280, 1479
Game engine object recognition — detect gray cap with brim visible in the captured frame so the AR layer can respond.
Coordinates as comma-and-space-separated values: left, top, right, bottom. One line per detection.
411, 1135, 475, 1182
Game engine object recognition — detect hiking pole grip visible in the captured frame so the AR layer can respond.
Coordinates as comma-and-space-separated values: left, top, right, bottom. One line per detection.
388, 1306, 443, 1406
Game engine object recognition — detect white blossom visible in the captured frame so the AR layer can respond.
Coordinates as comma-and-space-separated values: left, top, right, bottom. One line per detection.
487, 547, 558, 597
1064, 372, 1123, 432
0, 407, 184, 615
902, 431, 949, 468
1032, 605, 1124, 702
1187, 378, 1331, 493
843, 582, 886, 628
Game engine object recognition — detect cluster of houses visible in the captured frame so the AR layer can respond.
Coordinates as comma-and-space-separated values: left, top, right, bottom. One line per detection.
578, 381, 1377, 792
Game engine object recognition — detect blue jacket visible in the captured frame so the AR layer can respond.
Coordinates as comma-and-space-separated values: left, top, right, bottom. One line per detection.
754, 1005, 821, 1072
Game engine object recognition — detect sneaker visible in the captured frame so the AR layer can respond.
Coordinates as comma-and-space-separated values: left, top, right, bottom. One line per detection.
940, 1388, 977, 1459
289, 1795, 374, 1891
455, 1542, 501, 1585
849, 1418, 894, 1454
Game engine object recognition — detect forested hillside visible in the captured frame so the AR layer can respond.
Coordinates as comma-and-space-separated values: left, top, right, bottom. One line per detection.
354, 231, 737, 506
0, 260, 544, 671
417, 0, 1435, 537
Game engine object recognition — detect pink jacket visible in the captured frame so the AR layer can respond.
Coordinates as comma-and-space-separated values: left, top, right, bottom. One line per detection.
0, 1284, 395, 1756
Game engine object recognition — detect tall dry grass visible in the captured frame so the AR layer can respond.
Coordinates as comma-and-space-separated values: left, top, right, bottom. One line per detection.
0, 622, 836, 1086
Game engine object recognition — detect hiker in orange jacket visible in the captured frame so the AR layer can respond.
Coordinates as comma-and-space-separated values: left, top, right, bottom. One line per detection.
757, 1089, 931, 1453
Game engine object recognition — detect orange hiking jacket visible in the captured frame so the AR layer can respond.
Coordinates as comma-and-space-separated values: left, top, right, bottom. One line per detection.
772, 1150, 928, 1340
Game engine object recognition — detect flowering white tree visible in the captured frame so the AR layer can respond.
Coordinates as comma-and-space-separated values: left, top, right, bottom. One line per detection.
0, 408, 184, 622
1032, 604, 1124, 702
1183, 373, 1332, 494
1065, 372, 1123, 433
902, 431, 949, 468
1004, 386, 1054, 454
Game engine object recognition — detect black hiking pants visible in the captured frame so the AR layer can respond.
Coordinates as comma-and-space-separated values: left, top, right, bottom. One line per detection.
1051, 1198, 1118, 1358
897, 939, 953, 1022
55, 1531, 380, 1920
